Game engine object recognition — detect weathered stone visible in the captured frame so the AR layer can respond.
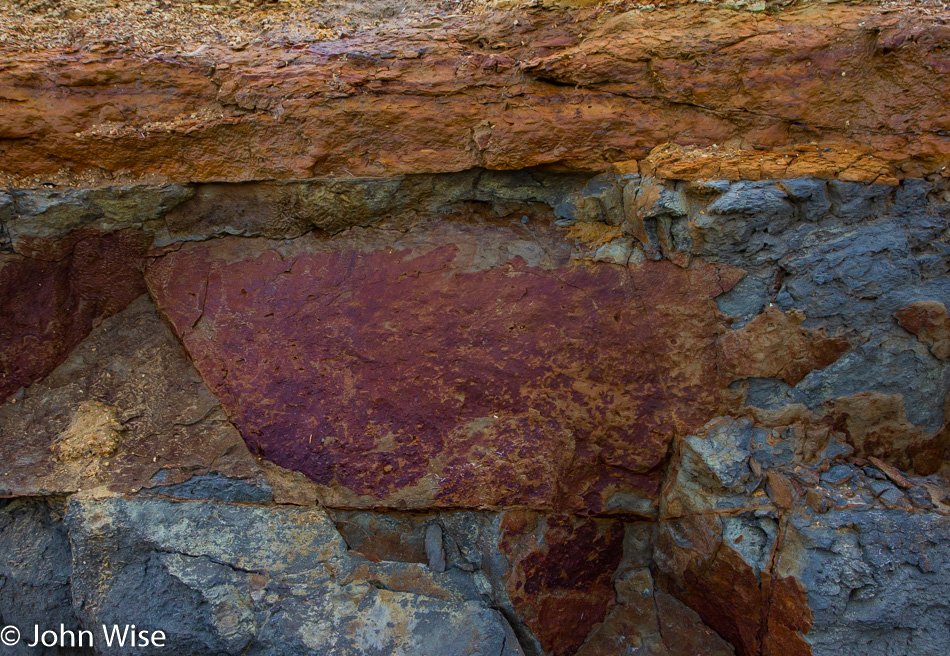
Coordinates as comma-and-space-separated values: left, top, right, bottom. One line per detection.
426, 523, 447, 573
719, 307, 849, 385
896, 301, 950, 359
0, 498, 86, 656
3, 6, 950, 652
0, 295, 267, 498
820, 393, 936, 472
654, 510, 804, 656
779, 506, 950, 656
658, 408, 950, 656
146, 213, 736, 512
4, 3, 949, 182
2, 185, 193, 257
0, 230, 148, 401
499, 512, 624, 656
576, 568, 735, 656
641, 145, 905, 186
330, 511, 430, 564
66, 495, 523, 656
820, 465, 852, 486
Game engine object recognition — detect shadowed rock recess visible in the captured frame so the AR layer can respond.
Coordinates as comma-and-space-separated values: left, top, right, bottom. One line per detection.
2, 1, 949, 655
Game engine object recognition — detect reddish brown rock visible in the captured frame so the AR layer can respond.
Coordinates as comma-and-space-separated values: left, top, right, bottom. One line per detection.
577, 566, 736, 656
0, 229, 148, 401
1, 2, 948, 184
655, 513, 812, 656
330, 511, 430, 564
640, 143, 901, 185
145, 214, 736, 512
896, 301, 950, 360
500, 512, 625, 656
719, 307, 849, 386
655, 514, 765, 656
0, 295, 268, 498
761, 574, 814, 656
821, 392, 931, 471
740, 390, 948, 476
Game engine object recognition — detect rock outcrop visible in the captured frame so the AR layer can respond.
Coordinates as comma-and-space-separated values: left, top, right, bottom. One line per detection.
2, 1, 949, 655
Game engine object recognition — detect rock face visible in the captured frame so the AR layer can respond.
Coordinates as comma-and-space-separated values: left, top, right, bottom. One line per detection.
655, 416, 950, 656
65, 496, 523, 656
2, 1, 950, 182
2, 2, 950, 655
145, 214, 736, 513
0, 295, 268, 498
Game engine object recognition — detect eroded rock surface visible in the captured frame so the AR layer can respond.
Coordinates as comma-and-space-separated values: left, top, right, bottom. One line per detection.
66, 495, 523, 656
3, 169, 949, 656
144, 212, 735, 512
656, 416, 950, 656
2, 1, 950, 182
3, 2, 950, 654
0, 295, 268, 498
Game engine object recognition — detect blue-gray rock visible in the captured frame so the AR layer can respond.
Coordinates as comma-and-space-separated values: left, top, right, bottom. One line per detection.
0, 499, 87, 656
144, 472, 273, 504
821, 465, 853, 486
66, 496, 523, 656
782, 508, 950, 656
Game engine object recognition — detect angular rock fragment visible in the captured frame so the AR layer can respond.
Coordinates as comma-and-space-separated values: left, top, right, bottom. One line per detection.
0, 295, 268, 498
66, 496, 523, 656
719, 307, 849, 385
897, 301, 950, 359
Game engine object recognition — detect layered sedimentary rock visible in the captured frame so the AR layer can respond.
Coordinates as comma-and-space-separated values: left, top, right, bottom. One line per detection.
2, 1, 950, 655
3, 1, 950, 183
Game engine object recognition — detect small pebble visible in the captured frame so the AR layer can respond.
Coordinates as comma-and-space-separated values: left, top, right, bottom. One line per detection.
879, 487, 908, 508
821, 464, 852, 486
870, 479, 895, 497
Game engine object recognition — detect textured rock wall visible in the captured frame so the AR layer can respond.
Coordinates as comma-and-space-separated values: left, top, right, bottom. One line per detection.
2, 2, 950, 655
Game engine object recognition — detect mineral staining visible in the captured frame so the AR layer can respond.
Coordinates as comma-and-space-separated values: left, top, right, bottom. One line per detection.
146, 216, 731, 512
2, 1, 950, 655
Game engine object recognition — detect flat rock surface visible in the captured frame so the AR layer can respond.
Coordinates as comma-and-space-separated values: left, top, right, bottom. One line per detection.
0, 294, 267, 498
145, 212, 735, 512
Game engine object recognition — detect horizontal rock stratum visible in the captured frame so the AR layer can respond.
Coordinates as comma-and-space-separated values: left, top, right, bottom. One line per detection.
2, 0, 950, 183
1, 2, 949, 656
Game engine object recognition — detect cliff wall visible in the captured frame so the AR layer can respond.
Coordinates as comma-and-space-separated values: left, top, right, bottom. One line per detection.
1, 2, 949, 655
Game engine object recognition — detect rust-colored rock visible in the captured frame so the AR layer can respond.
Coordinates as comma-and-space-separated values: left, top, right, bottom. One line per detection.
577, 566, 736, 656
2, 2, 949, 184
145, 214, 735, 512
0, 229, 148, 401
896, 301, 950, 359
821, 392, 931, 471
719, 307, 850, 386
500, 512, 624, 656
0, 295, 269, 497
655, 514, 770, 656
640, 143, 902, 185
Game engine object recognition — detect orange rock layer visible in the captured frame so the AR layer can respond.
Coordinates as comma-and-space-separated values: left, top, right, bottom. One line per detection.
2, 1, 949, 184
